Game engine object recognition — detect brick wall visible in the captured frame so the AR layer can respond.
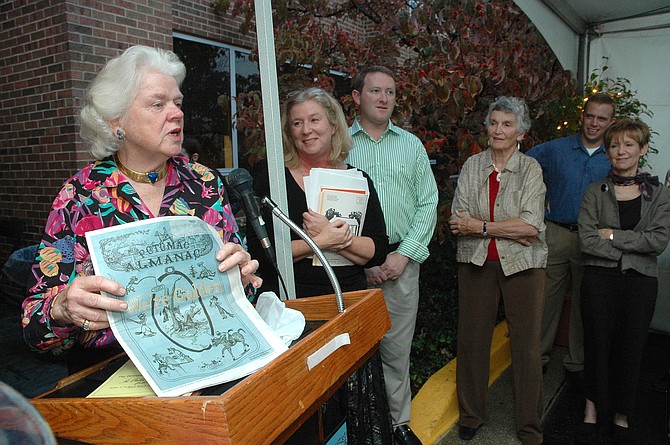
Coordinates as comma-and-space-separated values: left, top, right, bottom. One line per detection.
173, 0, 256, 48
1, 0, 74, 249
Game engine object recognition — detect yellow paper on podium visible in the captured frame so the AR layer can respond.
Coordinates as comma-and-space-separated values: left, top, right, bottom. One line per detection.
87, 360, 156, 398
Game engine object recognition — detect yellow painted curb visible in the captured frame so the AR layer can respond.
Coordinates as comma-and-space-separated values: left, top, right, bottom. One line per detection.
409, 320, 512, 444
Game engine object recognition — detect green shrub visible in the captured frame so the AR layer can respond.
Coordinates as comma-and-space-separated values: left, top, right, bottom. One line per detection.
410, 239, 459, 393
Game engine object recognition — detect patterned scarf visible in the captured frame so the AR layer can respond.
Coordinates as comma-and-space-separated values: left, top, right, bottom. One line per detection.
608, 170, 659, 201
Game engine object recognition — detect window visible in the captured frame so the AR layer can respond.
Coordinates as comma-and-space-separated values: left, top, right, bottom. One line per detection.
173, 34, 260, 172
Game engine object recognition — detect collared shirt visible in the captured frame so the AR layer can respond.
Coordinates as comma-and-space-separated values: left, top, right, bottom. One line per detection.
22, 156, 242, 354
452, 149, 547, 276
348, 118, 438, 264
527, 133, 610, 224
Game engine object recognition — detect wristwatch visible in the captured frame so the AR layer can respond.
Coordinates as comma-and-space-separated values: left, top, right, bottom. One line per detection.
609, 232, 614, 240
482, 221, 488, 237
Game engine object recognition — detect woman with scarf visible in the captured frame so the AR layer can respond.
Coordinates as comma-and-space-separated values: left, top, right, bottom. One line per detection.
576, 118, 670, 445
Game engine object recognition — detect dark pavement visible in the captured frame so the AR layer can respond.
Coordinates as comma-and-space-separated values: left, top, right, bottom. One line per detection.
542, 331, 669, 445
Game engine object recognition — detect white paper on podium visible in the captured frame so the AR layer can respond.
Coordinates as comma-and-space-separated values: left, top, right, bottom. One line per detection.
255, 292, 306, 346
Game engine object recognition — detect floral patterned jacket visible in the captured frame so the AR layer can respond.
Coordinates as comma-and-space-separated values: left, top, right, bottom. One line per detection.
22, 156, 242, 355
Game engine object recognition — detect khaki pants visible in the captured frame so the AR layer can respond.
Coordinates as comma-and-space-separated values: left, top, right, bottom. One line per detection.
378, 261, 420, 426
540, 221, 585, 372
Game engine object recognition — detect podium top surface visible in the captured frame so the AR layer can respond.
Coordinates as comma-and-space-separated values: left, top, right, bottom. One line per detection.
32, 289, 390, 445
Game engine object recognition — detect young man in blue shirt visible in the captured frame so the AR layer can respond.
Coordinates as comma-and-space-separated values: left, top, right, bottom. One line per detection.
527, 93, 616, 381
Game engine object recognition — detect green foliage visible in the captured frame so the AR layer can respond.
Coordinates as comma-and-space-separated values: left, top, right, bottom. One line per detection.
411, 238, 459, 392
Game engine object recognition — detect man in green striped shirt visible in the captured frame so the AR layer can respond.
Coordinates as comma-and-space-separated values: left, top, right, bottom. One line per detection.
348, 66, 438, 445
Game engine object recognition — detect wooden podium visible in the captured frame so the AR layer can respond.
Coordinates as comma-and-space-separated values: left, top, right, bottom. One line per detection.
31, 289, 390, 444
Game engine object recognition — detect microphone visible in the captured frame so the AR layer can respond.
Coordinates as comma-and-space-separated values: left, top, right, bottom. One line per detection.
261, 196, 345, 313
227, 168, 277, 267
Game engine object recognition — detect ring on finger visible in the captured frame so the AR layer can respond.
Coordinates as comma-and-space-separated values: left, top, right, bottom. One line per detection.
82, 319, 91, 331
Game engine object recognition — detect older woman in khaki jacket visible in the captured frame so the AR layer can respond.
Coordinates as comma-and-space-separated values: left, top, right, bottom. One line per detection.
449, 96, 547, 445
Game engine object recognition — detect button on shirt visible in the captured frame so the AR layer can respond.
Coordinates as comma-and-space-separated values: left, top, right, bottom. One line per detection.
348, 119, 438, 264
527, 133, 611, 224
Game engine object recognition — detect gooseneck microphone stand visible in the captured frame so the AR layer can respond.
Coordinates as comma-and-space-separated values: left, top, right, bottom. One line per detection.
261, 196, 345, 313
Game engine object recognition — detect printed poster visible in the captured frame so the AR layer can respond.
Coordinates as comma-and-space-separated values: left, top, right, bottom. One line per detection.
86, 216, 287, 397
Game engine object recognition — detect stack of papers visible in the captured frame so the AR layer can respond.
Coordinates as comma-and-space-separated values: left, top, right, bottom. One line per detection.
304, 169, 369, 267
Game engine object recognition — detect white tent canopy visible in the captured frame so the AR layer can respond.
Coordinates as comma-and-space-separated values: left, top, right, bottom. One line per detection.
515, 0, 670, 332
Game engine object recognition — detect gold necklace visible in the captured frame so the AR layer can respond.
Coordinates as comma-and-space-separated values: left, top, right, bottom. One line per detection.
114, 154, 168, 184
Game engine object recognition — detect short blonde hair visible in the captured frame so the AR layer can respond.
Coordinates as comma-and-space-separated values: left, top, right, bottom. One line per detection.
281, 88, 352, 169
604, 118, 650, 149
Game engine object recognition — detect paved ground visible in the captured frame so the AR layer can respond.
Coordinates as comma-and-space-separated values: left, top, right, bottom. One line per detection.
435, 346, 567, 445
436, 333, 670, 445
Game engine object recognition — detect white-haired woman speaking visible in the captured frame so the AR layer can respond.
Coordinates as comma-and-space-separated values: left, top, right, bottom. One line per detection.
22, 46, 260, 372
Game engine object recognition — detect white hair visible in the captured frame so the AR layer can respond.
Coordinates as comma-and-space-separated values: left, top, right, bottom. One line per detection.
485, 96, 532, 134
79, 45, 186, 159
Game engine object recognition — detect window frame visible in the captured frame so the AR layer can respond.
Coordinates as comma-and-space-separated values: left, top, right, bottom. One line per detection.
173, 32, 256, 174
